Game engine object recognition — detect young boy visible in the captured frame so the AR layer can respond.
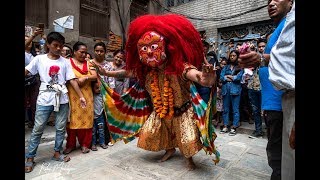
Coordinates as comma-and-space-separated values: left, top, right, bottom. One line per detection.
25, 31, 86, 173
91, 80, 108, 151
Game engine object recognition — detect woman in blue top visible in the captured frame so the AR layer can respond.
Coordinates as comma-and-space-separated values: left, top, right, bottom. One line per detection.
219, 50, 244, 136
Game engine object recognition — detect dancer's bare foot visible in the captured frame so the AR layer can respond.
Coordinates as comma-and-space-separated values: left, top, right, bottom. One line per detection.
187, 157, 196, 171
158, 148, 176, 162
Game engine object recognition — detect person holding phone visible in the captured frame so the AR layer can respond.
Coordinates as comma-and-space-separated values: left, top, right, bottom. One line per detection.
61, 45, 73, 59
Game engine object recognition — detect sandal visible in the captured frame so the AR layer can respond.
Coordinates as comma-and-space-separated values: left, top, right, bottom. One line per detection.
25, 161, 36, 173
100, 144, 108, 149
81, 147, 90, 154
51, 154, 71, 162
63, 147, 75, 155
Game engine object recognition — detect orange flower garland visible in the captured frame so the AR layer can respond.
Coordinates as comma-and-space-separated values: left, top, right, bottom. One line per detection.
150, 70, 174, 119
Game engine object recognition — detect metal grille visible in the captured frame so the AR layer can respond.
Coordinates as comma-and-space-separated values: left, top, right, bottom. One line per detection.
166, 0, 174, 7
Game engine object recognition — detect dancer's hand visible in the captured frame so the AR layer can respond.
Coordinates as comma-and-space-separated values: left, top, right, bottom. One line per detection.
198, 64, 216, 87
89, 60, 107, 75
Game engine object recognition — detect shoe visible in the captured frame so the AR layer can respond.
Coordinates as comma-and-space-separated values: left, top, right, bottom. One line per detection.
108, 142, 114, 146
249, 131, 264, 138
51, 154, 71, 162
229, 128, 236, 136
220, 127, 228, 134
91, 145, 98, 151
100, 144, 108, 149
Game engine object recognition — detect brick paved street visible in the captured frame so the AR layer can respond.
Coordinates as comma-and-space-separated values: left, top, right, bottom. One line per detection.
25, 122, 271, 180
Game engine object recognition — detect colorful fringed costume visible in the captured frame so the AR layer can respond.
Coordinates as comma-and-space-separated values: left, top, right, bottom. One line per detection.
99, 14, 220, 164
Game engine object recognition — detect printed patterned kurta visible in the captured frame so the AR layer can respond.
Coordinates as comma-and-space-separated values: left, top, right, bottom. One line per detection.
67, 61, 94, 129
137, 70, 203, 158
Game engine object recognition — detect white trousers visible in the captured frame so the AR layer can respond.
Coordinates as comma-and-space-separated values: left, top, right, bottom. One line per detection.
281, 91, 295, 180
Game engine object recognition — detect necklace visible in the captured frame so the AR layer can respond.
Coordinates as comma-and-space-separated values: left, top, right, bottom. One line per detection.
150, 69, 174, 119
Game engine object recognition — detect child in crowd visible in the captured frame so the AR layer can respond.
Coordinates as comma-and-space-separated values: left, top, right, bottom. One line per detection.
213, 58, 227, 128
214, 79, 223, 128
91, 80, 108, 151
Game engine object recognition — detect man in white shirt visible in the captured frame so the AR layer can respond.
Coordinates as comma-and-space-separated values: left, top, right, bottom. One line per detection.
269, 2, 295, 179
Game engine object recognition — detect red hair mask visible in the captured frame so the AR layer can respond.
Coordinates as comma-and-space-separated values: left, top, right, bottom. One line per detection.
137, 31, 166, 68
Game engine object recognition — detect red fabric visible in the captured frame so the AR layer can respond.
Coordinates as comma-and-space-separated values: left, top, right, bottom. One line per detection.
70, 58, 88, 74
66, 128, 92, 148
125, 14, 204, 86
66, 127, 77, 149
76, 129, 92, 148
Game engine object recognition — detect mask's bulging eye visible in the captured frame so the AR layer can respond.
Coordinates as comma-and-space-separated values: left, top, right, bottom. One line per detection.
151, 44, 158, 50
141, 46, 147, 51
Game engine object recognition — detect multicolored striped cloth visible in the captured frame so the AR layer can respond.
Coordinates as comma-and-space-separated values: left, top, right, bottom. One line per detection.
190, 83, 220, 164
99, 76, 219, 164
99, 77, 152, 144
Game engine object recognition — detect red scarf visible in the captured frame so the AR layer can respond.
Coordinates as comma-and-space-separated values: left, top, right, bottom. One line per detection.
70, 58, 88, 74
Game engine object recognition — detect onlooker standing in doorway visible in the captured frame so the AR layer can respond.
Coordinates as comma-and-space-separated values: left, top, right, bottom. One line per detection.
220, 50, 244, 136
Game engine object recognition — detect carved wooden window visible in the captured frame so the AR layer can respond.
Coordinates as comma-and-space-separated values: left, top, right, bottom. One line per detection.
25, 0, 48, 28
177, 0, 184, 5
166, 0, 175, 7
80, 0, 109, 39
130, 0, 149, 22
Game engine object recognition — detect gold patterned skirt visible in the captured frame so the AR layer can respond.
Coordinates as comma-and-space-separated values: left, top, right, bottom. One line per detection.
137, 106, 203, 158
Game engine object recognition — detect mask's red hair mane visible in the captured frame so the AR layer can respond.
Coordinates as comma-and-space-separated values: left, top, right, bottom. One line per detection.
125, 14, 204, 86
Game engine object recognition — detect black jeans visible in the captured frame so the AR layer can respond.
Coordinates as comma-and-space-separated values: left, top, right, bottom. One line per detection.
263, 110, 283, 180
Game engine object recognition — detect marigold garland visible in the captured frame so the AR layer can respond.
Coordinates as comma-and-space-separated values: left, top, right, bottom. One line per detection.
150, 70, 174, 119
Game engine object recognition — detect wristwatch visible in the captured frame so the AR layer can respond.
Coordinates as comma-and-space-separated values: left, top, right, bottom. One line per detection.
260, 54, 267, 66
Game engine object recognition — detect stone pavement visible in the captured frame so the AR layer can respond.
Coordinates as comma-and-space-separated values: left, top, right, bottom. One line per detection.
25, 122, 271, 180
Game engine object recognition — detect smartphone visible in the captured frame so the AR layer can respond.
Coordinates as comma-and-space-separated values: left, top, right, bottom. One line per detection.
38, 23, 45, 29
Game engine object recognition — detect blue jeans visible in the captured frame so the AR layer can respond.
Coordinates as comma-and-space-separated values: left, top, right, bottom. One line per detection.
26, 103, 69, 158
248, 89, 262, 133
92, 113, 106, 145
222, 92, 241, 128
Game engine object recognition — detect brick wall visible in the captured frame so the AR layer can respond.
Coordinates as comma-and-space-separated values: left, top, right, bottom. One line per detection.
168, 0, 270, 42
